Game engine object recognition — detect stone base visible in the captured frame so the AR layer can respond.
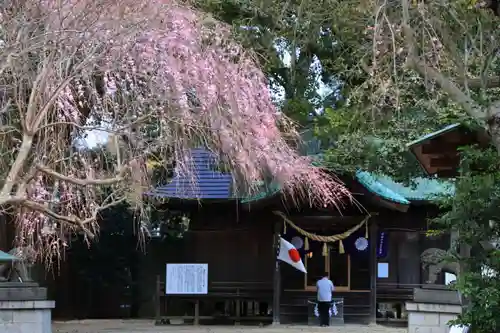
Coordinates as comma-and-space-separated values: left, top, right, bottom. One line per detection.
0, 285, 47, 301
0, 300, 54, 333
406, 302, 462, 333
413, 288, 461, 305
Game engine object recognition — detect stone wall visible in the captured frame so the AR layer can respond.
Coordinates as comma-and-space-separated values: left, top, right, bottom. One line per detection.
0, 300, 54, 333
406, 302, 461, 333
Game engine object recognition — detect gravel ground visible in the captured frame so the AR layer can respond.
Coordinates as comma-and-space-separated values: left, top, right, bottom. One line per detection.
52, 320, 408, 333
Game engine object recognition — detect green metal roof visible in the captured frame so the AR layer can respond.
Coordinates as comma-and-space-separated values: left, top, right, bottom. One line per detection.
241, 167, 454, 205
311, 154, 453, 204
356, 171, 454, 202
242, 170, 454, 205
355, 171, 410, 204
240, 182, 281, 203
0, 250, 18, 262
406, 123, 461, 148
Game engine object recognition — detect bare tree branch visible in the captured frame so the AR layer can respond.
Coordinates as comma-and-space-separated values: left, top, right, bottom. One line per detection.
461, 76, 500, 89
36, 165, 128, 186
401, 0, 487, 122
14, 196, 127, 238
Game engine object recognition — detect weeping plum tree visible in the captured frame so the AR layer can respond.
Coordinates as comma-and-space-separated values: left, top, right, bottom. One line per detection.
0, 0, 351, 262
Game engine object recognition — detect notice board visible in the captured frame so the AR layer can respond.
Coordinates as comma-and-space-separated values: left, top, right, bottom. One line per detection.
165, 263, 208, 295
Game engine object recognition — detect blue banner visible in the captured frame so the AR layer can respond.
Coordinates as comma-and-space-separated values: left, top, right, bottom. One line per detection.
376, 231, 388, 258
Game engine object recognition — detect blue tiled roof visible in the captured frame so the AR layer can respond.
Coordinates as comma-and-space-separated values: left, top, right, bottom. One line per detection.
146, 149, 280, 201
147, 149, 233, 199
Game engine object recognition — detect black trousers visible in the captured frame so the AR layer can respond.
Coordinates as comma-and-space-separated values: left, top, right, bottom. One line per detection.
317, 301, 331, 326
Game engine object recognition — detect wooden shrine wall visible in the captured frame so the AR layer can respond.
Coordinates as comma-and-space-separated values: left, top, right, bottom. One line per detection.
181, 225, 275, 283
376, 206, 450, 288
44, 204, 276, 320
152, 208, 276, 286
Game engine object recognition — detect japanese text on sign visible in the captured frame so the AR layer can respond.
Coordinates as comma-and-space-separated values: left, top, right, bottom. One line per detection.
165, 263, 208, 295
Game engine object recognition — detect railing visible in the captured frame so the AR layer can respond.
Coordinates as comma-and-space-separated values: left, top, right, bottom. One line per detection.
377, 282, 450, 289
377, 282, 452, 301
377, 282, 424, 289
155, 276, 273, 325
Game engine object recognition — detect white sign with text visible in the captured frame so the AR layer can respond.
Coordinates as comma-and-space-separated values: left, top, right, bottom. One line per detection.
165, 263, 208, 295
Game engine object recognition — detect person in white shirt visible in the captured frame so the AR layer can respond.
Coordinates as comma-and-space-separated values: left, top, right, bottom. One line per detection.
316, 273, 334, 327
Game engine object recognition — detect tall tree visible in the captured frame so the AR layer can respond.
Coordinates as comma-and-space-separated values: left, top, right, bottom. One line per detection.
199, 0, 461, 175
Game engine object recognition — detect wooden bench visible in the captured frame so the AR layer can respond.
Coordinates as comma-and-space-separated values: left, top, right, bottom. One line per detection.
155, 276, 273, 325
377, 291, 414, 301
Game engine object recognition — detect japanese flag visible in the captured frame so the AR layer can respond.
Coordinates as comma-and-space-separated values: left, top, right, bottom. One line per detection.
278, 237, 307, 273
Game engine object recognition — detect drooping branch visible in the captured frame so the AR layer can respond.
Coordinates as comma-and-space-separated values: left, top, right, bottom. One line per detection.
15, 196, 127, 237
0, 0, 352, 262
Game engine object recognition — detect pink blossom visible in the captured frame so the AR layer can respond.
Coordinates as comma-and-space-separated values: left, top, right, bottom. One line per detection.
10, 0, 351, 258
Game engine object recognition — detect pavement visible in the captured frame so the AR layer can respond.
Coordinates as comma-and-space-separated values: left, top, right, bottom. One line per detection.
52, 320, 408, 333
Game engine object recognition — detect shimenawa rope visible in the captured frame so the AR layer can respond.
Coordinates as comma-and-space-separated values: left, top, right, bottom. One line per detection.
273, 211, 369, 242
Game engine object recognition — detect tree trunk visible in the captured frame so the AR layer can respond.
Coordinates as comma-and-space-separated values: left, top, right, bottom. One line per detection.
487, 106, 500, 154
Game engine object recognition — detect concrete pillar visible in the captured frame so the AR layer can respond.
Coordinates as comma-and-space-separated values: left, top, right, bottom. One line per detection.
0, 299, 55, 333
406, 302, 461, 333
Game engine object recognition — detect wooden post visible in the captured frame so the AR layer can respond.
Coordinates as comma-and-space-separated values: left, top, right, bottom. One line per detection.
235, 288, 241, 325
235, 299, 241, 325
0, 215, 6, 251
369, 219, 378, 324
155, 275, 161, 325
194, 299, 200, 326
272, 220, 281, 325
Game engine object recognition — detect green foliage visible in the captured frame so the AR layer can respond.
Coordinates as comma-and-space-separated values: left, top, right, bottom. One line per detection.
431, 146, 500, 332
195, 0, 344, 126
198, 2, 500, 331
451, 269, 500, 332
196, 0, 470, 179
317, 102, 461, 180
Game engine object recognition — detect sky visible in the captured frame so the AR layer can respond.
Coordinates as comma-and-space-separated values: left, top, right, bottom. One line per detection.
277, 45, 333, 104
80, 125, 109, 148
